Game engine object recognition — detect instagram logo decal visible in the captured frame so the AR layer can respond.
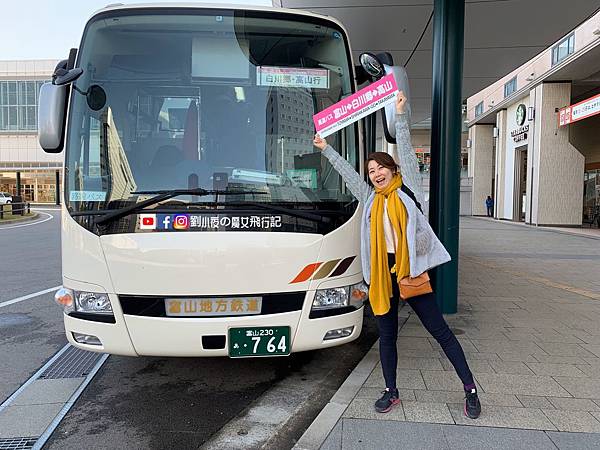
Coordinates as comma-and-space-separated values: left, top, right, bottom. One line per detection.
173, 214, 190, 230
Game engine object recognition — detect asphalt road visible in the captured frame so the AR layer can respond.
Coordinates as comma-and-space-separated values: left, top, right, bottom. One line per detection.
0, 209, 65, 404
0, 209, 378, 449
0, 208, 62, 302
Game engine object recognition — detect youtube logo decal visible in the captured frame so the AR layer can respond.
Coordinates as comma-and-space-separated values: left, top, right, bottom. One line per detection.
139, 214, 157, 230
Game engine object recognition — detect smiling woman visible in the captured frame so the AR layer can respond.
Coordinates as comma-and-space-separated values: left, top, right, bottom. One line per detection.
314, 91, 481, 419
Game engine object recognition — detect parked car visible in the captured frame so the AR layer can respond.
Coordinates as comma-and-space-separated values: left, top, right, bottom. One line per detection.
0, 192, 12, 204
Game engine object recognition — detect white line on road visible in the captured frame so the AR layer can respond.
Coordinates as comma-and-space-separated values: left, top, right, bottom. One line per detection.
0, 285, 61, 309
0, 211, 54, 229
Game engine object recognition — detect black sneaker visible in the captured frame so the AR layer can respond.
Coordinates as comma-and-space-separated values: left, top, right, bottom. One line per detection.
374, 388, 400, 413
464, 388, 481, 419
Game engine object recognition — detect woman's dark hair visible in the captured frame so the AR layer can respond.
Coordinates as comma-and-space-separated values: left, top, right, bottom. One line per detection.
365, 152, 398, 173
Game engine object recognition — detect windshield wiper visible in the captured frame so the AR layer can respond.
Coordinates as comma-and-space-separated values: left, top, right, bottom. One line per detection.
93, 188, 265, 226
203, 201, 331, 223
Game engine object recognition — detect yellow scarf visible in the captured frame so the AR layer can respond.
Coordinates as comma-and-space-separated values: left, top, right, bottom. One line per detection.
369, 173, 410, 315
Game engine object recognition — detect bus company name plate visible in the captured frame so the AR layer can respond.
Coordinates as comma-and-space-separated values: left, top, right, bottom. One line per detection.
165, 297, 262, 317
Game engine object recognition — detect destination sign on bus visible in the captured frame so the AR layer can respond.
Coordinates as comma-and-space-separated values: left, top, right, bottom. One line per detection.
256, 66, 329, 89
313, 73, 399, 138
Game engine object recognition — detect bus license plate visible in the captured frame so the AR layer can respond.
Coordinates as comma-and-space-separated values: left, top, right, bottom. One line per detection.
228, 326, 291, 357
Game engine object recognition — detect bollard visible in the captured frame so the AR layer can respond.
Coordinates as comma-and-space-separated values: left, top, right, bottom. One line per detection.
0, 204, 3, 220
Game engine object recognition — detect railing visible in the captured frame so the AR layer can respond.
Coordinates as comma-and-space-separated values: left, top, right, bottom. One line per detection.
0, 202, 31, 220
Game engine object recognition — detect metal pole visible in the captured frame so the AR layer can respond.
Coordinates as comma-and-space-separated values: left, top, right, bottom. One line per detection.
428, 0, 465, 314
366, 113, 376, 153
280, 137, 285, 173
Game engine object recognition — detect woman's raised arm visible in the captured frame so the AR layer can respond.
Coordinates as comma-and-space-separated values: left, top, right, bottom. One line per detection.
313, 135, 370, 203
392, 92, 424, 205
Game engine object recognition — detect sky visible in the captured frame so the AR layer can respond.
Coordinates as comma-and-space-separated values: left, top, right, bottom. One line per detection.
1, 0, 275, 60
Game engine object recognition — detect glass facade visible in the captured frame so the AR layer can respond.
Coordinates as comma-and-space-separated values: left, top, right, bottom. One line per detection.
0, 80, 47, 131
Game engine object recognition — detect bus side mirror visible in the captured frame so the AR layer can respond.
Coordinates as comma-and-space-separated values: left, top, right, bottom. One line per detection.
38, 82, 68, 153
381, 64, 411, 144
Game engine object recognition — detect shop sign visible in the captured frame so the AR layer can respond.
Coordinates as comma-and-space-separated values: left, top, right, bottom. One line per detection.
559, 92, 600, 126
313, 73, 398, 137
511, 124, 529, 143
515, 104, 526, 126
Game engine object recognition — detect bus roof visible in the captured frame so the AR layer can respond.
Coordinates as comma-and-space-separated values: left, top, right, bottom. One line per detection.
90, 2, 347, 32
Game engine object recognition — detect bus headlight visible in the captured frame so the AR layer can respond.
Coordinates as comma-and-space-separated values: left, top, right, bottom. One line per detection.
75, 291, 113, 314
312, 282, 368, 310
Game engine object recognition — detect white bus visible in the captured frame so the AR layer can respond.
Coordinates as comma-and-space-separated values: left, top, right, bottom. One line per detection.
39, 3, 375, 357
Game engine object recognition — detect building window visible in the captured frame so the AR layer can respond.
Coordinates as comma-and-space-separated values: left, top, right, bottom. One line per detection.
552, 33, 575, 66
0, 80, 47, 131
475, 101, 484, 117
504, 77, 517, 98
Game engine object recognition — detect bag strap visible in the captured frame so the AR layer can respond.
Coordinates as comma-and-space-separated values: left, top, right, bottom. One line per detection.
400, 184, 423, 214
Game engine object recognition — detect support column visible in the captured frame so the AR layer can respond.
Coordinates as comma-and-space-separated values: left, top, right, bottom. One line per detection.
495, 110, 507, 218
16, 171, 21, 198
531, 82, 584, 225
428, 0, 465, 314
55, 170, 60, 205
469, 124, 494, 215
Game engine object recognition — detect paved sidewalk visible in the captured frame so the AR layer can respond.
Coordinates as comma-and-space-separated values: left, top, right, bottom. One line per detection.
295, 217, 600, 449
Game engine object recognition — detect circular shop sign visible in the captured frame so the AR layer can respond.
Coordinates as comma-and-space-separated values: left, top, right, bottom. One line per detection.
516, 104, 526, 126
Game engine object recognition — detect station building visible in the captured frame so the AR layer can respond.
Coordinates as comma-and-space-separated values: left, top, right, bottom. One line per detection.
466, 10, 600, 227
0, 60, 61, 203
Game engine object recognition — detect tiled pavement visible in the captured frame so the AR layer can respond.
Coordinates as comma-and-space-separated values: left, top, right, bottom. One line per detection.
298, 217, 600, 449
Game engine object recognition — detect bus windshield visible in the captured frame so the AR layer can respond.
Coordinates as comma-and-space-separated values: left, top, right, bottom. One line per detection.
65, 9, 358, 225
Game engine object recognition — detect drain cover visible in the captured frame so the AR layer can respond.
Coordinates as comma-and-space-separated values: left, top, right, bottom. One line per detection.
39, 346, 103, 379
0, 437, 37, 450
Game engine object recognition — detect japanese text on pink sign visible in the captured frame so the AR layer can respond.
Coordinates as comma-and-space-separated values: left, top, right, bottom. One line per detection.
313, 74, 398, 138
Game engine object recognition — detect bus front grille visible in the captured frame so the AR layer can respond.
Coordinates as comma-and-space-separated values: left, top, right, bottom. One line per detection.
118, 292, 306, 318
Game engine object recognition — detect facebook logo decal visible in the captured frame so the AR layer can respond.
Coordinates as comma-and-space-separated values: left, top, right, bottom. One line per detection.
157, 214, 173, 229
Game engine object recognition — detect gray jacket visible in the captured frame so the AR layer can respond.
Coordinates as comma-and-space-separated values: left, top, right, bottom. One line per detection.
322, 114, 451, 283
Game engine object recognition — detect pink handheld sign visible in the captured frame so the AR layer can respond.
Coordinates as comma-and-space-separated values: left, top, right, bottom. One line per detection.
313, 73, 399, 138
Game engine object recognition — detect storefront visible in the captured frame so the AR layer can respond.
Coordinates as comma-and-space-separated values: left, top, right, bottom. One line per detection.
466, 10, 600, 226
0, 168, 61, 203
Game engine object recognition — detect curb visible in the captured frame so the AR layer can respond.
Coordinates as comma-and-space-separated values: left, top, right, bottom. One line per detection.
469, 215, 600, 241
293, 311, 409, 450
0, 212, 39, 225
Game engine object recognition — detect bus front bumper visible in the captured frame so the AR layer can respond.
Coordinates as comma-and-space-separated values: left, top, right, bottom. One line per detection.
63, 306, 364, 357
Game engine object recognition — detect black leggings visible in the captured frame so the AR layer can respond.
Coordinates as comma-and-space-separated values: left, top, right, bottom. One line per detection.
375, 255, 474, 389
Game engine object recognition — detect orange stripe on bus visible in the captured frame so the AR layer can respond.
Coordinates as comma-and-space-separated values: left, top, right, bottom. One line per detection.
290, 262, 322, 284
